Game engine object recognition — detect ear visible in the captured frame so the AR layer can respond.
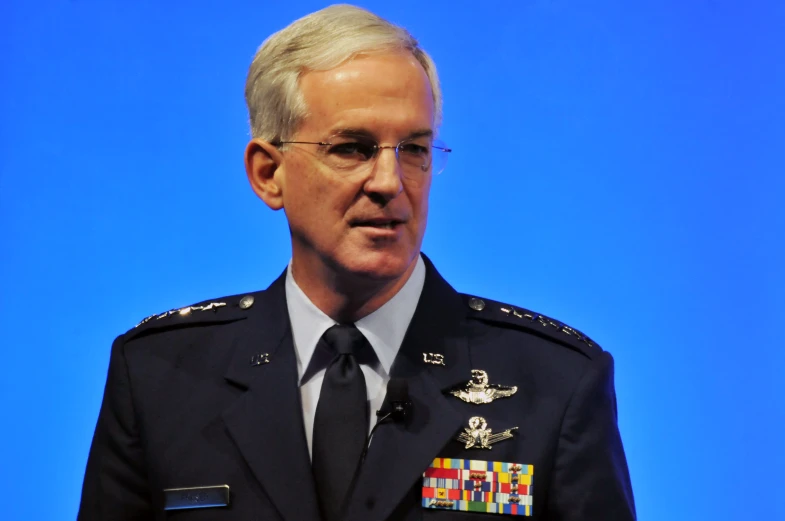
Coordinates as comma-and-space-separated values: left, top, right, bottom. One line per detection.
244, 138, 285, 210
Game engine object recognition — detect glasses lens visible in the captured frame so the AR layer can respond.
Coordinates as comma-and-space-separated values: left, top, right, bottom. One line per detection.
430, 140, 450, 175
315, 134, 450, 177
321, 134, 377, 172
397, 137, 433, 177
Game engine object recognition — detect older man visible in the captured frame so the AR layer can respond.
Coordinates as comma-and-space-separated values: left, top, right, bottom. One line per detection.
78, 5, 635, 520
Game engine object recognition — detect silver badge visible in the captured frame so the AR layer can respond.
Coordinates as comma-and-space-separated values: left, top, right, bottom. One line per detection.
449, 370, 517, 404
456, 416, 518, 449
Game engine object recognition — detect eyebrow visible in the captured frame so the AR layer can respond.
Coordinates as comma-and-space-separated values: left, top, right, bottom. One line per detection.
331, 128, 434, 140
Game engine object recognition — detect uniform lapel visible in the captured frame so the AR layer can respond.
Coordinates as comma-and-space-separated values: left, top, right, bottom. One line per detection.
222, 272, 322, 521
346, 257, 472, 521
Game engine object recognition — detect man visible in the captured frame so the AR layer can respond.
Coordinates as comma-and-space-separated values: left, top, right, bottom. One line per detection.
79, 5, 635, 520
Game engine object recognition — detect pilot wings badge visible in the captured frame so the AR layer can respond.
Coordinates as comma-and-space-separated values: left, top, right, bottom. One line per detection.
457, 416, 518, 450
449, 370, 517, 405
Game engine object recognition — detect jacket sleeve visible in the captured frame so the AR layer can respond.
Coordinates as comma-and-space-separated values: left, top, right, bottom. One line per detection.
548, 351, 636, 520
78, 335, 154, 520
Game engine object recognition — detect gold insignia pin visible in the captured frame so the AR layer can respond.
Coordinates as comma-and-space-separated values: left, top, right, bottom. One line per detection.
456, 416, 518, 450
429, 499, 456, 508
449, 369, 517, 404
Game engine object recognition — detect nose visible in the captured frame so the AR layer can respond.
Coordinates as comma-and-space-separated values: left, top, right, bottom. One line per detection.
363, 146, 403, 202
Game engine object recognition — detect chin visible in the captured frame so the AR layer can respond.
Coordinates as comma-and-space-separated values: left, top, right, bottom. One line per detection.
337, 249, 417, 282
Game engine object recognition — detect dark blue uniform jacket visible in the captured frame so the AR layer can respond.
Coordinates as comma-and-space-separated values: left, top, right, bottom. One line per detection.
79, 257, 635, 520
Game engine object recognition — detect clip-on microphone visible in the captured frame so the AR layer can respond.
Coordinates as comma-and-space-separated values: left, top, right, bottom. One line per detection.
342, 378, 412, 516
371, 378, 411, 431
361, 378, 411, 462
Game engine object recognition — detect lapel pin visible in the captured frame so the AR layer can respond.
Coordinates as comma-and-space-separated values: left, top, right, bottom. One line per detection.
449, 369, 517, 404
457, 416, 518, 449
250, 353, 270, 366
423, 353, 446, 366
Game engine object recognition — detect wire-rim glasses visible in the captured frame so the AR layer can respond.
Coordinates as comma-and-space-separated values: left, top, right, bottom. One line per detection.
272, 133, 452, 178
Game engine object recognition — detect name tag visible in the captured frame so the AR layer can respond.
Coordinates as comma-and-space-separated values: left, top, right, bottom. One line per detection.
163, 484, 230, 510
422, 458, 533, 516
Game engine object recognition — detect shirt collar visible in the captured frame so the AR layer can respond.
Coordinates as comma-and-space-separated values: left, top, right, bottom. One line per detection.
285, 255, 426, 383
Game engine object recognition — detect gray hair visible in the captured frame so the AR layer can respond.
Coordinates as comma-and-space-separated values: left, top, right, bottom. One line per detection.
244, 4, 442, 142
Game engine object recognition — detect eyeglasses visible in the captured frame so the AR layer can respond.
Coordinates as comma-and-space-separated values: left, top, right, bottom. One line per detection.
272, 133, 452, 178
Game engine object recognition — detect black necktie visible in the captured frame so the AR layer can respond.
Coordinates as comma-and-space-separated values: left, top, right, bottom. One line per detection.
312, 324, 370, 521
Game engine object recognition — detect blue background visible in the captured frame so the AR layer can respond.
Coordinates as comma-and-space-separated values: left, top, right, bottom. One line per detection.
2, 1, 783, 520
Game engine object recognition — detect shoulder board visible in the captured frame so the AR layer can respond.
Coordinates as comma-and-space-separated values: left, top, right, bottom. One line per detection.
460, 294, 603, 359
123, 292, 259, 342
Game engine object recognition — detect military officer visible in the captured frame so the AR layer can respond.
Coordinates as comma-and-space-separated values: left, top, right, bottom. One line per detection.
78, 4, 636, 520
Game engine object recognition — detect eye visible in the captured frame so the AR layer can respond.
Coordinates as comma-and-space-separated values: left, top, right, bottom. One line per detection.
399, 142, 430, 157
327, 141, 377, 161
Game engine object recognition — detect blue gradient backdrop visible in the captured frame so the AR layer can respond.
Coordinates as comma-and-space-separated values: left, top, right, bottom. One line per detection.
1, 1, 783, 520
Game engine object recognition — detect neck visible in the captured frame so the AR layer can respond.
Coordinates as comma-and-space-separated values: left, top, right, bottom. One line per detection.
290, 257, 419, 323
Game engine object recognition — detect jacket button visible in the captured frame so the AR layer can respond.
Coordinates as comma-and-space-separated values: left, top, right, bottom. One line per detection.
468, 297, 485, 311
239, 295, 255, 309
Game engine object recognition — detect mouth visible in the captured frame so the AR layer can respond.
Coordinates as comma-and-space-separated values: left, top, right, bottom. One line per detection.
351, 219, 406, 230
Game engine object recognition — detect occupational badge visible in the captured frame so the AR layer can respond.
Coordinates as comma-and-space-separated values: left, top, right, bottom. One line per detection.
457, 416, 518, 450
449, 369, 517, 404
422, 457, 534, 516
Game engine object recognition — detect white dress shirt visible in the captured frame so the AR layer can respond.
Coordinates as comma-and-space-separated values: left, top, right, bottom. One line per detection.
285, 255, 426, 458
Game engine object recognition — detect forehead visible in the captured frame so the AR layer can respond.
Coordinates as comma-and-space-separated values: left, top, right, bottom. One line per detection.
298, 51, 434, 137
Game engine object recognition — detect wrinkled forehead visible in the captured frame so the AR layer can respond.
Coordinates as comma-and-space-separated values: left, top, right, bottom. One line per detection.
297, 51, 435, 138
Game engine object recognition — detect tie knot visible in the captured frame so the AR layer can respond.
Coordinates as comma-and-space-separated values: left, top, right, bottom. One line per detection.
322, 324, 365, 355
